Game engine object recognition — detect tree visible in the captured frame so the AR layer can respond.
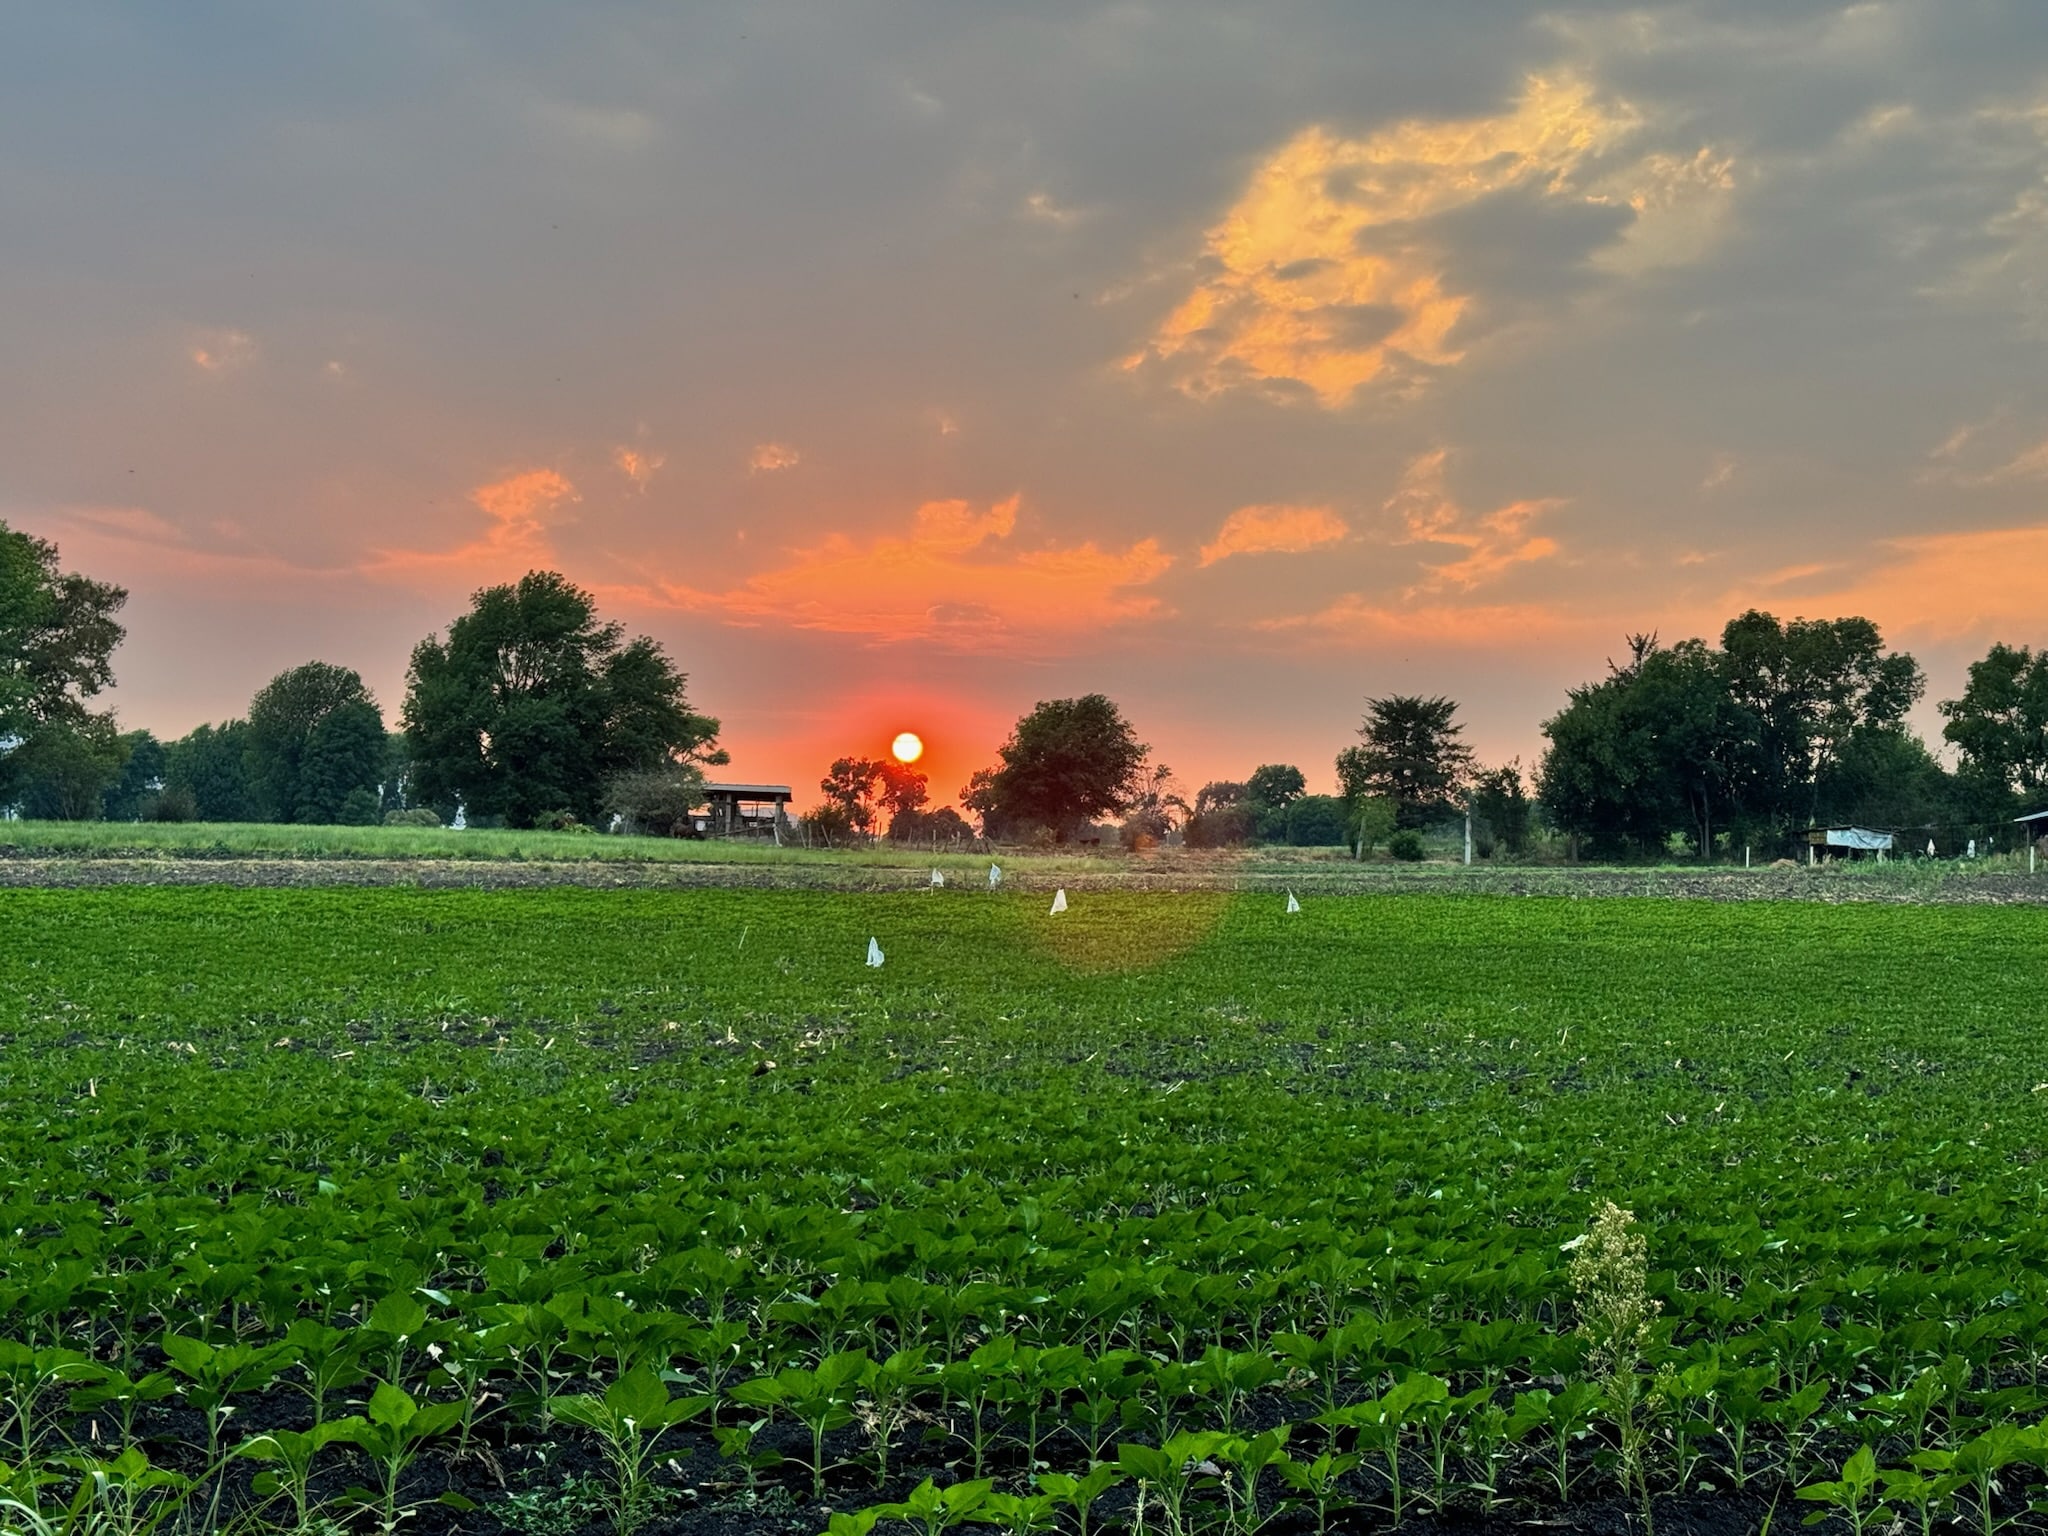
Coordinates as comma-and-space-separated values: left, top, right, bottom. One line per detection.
962, 694, 1150, 840
101, 730, 166, 821
403, 571, 724, 828
1940, 643, 2048, 803
1283, 793, 1348, 847
1337, 696, 1475, 828
164, 721, 254, 821
1244, 762, 1307, 842
0, 520, 128, 811
1120, 762, 1186, 848
879, 761, 930, 824
819, 757, 886, 838
1245, 763, 1307, 809
1539, 616, 1928, 857
292, 699, 390, 824
1719, 610, 1922, 831
1468, 761, 1533, 858
12, 718, 129, 820
245, 663, 384, 823
888, 805, 973, 844
1185, 779, 1252, 848
603, 764, 709, 837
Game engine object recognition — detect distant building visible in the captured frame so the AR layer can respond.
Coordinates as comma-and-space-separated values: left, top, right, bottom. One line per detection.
692, 782, 794, 839
1802, 825, 1894, 861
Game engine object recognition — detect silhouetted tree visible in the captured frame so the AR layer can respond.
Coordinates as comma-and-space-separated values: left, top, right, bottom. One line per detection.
1337, 695, 1475, 828
962, 694, 1150, 841
403, 571, 724, 828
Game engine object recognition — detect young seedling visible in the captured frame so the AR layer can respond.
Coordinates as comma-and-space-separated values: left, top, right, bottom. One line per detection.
554, 1365, 703, 1536
1796, 1445, 1887, 1536
1319, 1371, 1447, 1524
876, 1476, 994, 1536
1275, 1448, 1361, 1536
1035, 1462, 1125, 1536
329, 1380, 467, 1532
237, 1418, 363, 1530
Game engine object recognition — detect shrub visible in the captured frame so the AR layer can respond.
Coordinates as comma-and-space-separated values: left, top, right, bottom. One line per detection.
1183, 805, 1252, 848
384, 807, 442, 828
602, 766, 707, 838
144, 786, 199, 823
337, 787, 383, 826
1387, 830, 1425, 862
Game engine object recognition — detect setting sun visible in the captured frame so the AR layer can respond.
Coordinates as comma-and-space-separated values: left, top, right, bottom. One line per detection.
891, 731, 924, 763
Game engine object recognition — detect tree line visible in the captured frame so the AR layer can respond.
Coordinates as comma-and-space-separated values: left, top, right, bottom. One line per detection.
6, 515, 2045, 855
1, 523, 724, 832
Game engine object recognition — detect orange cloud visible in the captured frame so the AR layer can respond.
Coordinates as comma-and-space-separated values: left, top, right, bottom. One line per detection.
1199, 504, 1349, 565
652, 495, 1172, 650
749, 442, 800, 472
1134, 74, 1731, 406
1725, 524, 2048, 643
1256, 594, 1591, 648
1388, 449, 1564, 593
364, 468, 578, 580
613, 446, 664, 491
190, 328, 256, 373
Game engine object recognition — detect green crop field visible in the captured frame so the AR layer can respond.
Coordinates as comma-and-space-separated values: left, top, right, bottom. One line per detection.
4, 886, 2048, 1536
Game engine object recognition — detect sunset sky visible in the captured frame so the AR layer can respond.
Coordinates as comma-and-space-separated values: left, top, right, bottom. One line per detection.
8, 2, 2048, 807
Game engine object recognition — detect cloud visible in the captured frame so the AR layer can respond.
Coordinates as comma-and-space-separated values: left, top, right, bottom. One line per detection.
749, 442, 801, 472
1255, 594, 1590, 649
364, 468, 578, 580
1131, 74, 1732, 406
1387, 449, 1563, 594
190, 328, 256, 373
1700, 453, 1738, 492
613, 445, 664, 491
1199, 504, 1348, 566
649, 495, 1172, 651
1023, 191, 1085, 227
1728, 524, 2048, 643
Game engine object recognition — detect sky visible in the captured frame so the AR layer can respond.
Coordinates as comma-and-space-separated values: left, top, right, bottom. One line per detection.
6, 1, 2048, 808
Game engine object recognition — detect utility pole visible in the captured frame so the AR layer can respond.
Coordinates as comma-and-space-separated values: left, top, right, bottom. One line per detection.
1464, 806, 1473, 867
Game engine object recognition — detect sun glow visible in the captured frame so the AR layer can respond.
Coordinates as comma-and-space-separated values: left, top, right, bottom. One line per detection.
891, 731, 925, 763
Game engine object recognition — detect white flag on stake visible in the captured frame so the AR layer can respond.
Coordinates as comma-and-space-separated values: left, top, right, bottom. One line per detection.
1049, 888, 1068, 914
866, 937, 884, 968
988, 863, 1002, 889
930, 868, 944, 888
1285, 890, 1300, 914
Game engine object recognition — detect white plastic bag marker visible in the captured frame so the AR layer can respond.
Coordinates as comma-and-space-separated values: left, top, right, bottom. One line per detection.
1285, 891, 1300, 914
1049, 888, 1068, 914
866, 937, 884, 968
988, 864, 1002, 889
930, 868, 944, 888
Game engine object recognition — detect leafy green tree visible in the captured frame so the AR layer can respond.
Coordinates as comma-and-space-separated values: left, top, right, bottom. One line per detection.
100, 730, 167, 821
1940, 642, 2048, 804
1336, 696, 1475, 828
1468, 761, 1533, 857
1347, 795, 1398, 856
0, 520, 127, 811
291, 700, 389, 824
962, 694, 1150, 841
1283, 793, 1348, 847
1719, 610, 1922, 831
402, 571, 724, 829
1245, 763, 1306, 808
820, 757, 885, 838
1244, 763, 1307, 841
245, 663, 384, 823
1541, 618, 1926, 857
164, 721, 254, 821
604, 765, 709, 837
12, 718, 130, 820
